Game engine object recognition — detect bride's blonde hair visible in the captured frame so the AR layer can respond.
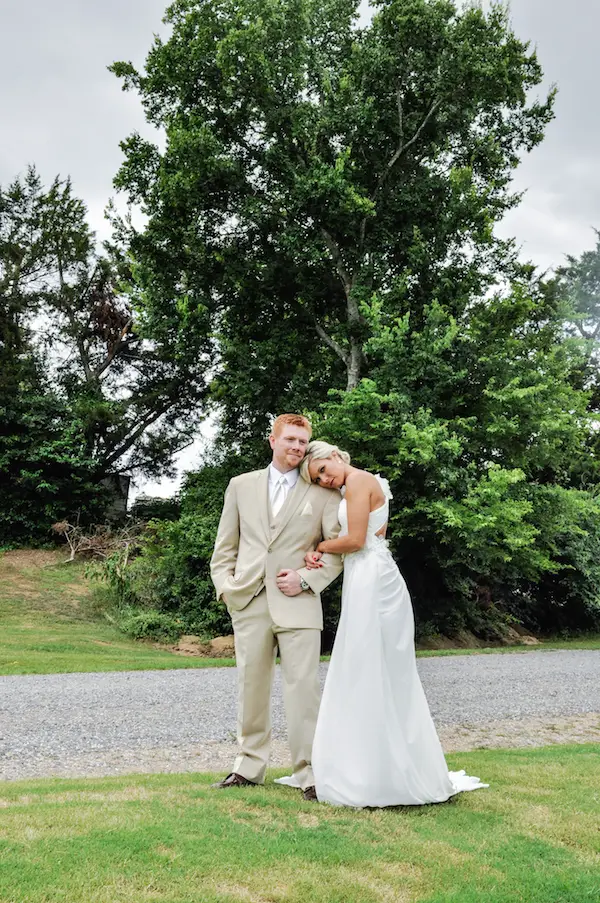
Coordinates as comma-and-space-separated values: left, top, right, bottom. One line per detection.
300, 440, 351, 483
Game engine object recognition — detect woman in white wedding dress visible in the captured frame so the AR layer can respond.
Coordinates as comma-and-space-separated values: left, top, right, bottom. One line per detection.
297, 442, 486, 808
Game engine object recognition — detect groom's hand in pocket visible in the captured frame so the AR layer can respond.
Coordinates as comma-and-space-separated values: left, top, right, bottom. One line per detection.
276, 569, 302, 596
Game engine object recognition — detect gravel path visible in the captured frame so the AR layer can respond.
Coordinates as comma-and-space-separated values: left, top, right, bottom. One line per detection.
1, 650, 598, 781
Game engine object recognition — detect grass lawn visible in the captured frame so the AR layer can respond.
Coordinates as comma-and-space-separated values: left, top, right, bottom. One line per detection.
1, 549, 599, 676
0, 550, 230, 675
0, 745, 598, 903
416, 636, 600, 656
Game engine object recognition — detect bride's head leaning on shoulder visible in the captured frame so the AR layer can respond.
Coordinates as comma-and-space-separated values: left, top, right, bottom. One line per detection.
300, 440, 354, 490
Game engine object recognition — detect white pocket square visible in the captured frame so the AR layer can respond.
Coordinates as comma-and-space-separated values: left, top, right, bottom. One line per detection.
300, 502, 313, 516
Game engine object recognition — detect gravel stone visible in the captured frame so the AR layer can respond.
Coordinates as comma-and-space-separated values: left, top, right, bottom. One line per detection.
0, 649, 598, 781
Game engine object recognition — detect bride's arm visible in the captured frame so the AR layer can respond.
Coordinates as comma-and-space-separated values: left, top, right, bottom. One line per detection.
296, 492, 343, 591
316, 473, 372, 554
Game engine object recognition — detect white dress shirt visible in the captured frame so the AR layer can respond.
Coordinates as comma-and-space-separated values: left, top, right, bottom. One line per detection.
268, 464, 299, 515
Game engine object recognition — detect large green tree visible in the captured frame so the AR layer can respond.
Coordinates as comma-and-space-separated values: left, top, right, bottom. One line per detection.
0, 350, 101, 546
1, 167, 212, 480
0, 171, 100, 542
559, 231, 600, 344
557, 231, 600, 419
112, 0, 554, 444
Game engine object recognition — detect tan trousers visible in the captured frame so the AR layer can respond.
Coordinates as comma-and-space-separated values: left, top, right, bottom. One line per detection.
229, 589, 321, 789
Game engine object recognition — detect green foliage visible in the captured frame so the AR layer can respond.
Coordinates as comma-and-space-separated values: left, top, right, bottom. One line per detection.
128, 513, 231, 637
0, 391, 103, 546
129, 495, 181, 521
116, 607, 185, 642
556, 231, 600, 469
308, 274, 600, 635
0, 319, 102, 545
113, 0, 554, 441
0, 162, 217, 542
94, 462, 241, 639
1, 165, 210, 489
521, 485, 600, 633
559, 229, 600, 345
0, 168, 100, 542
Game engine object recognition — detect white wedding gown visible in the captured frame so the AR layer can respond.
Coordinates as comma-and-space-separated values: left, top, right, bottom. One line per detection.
277, 476, 487, 807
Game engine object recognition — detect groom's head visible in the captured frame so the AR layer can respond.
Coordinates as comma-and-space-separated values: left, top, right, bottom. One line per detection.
269, 414, 312, 472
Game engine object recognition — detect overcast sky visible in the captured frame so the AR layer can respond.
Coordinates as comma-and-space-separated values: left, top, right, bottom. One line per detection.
2, 0, 598, 496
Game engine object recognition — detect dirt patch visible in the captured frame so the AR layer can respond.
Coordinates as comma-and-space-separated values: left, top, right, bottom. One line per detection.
334, 865, 414, 903
417, 627, 540, 651
170, 634, 235, 658
0, 549, 89, 607
0, 550, 67, 570
297, 813, 320, 828
439, 712, 600, 752
0, 550, 63, 598
210, 883, 288, 903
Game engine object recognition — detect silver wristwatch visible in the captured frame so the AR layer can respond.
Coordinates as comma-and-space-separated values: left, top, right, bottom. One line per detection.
300, 577, 311, 592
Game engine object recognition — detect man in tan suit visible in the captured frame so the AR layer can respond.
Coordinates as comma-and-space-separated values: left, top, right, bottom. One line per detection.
210, 413, 342, 799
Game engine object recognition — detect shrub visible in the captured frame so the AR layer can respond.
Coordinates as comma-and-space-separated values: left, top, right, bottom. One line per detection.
129, 495, 181, 522
89, 461, 239, 640
116, 607, 184, 642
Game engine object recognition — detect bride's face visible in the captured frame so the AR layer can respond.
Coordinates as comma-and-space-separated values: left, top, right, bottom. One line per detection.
308, 454, 345, 489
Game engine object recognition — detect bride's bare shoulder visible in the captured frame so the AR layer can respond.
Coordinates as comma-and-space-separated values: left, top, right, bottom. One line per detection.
345, 469, 379, 493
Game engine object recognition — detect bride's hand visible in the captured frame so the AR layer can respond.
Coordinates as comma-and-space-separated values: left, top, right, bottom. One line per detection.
304, 550, 323, 569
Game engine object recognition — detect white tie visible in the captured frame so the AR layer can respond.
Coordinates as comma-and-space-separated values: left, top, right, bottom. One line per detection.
271, 475, 289, 517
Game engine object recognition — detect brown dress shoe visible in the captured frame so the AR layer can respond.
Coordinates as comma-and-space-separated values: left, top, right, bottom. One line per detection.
302, 785, 318, 801
211, 772, 257, 789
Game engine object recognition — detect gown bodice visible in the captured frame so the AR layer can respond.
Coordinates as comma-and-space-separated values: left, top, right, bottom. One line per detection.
338, 474, 392, 553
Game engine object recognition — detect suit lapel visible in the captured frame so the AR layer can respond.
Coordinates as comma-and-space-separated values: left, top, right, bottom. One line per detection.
271, 478, 310, 543
257, 468, 271, 541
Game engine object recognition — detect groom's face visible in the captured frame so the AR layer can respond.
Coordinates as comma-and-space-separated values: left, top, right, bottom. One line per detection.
269, 425, 310, 472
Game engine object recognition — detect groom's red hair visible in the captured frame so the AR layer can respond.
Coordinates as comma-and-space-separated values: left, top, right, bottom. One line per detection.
271, 413, 312, 437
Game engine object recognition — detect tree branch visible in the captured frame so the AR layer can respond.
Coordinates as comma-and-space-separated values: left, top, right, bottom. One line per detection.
359, 92, 441, 251
374, 94, 440, 199
574, 321, 600, 341
320, 227, 362, 336
395, 96, 441, 160
320, 228, 353, 297
57, 297, 94, 382
102, 401, 173, 469
94, 319, 134, 379
314, 321, 349, 365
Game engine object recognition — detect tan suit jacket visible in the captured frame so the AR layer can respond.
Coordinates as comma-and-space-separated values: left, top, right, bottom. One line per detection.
210, 467, 342, 629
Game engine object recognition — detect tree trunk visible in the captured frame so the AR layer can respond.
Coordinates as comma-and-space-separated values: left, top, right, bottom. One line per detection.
346, 340, 362, 390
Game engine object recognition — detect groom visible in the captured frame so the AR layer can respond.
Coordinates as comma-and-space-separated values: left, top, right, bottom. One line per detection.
210, 413, 342, 799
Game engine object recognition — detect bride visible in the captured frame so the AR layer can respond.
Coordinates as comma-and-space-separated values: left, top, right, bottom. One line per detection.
287, 441, 486, 808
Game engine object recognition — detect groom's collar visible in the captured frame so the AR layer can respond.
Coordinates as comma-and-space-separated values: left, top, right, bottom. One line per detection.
268, 463, 299, 488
